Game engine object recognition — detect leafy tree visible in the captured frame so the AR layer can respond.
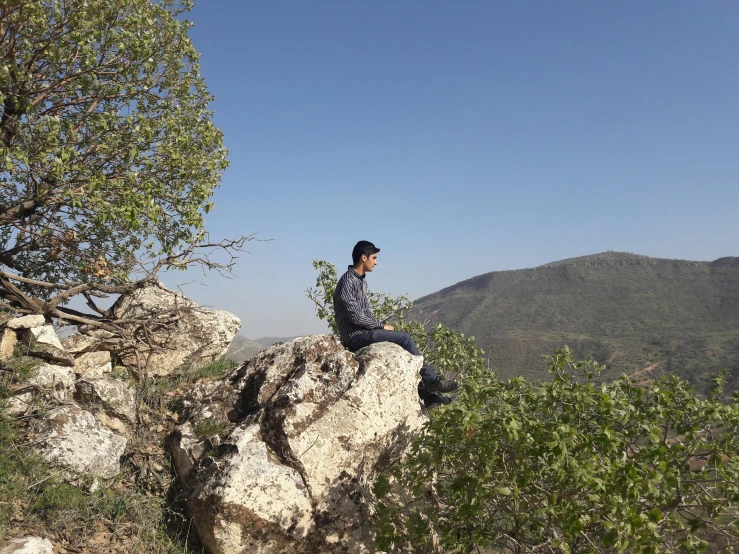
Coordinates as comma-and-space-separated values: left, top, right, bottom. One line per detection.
375, 348, 739, 553
0, 0, 249, 328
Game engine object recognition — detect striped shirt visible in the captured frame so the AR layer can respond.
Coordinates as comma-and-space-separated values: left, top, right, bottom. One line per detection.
334, 266, 384, 345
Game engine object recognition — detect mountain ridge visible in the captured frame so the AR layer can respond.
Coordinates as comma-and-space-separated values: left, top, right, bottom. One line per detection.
411, 252, 739, 394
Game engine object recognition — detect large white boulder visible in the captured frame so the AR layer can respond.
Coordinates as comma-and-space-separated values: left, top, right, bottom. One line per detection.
168, 335, 426, 554
111, 282, 240, 376
33, 405, 127, 481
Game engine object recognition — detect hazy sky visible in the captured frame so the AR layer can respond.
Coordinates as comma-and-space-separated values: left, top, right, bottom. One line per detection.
161, 1, 739, 338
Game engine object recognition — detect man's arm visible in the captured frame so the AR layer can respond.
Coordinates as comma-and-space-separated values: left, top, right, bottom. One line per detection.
339, 278, 384, 330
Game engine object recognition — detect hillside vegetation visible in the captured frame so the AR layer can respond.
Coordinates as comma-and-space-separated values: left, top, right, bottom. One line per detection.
411, 252, 739, 394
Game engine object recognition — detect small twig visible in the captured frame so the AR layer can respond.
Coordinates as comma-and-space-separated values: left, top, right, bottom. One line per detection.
27, 471, 60, 489
297, 433, 320, 460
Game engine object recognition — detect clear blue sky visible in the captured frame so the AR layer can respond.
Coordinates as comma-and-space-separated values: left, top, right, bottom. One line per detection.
163, 0, 739, 338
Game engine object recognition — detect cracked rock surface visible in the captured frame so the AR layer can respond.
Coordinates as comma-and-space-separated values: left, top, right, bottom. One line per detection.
167, 334, 426, 554
33, 404, 127, 481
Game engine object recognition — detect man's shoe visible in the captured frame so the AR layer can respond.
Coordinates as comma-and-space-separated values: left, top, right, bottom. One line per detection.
423, 393, 453, 409
424, 379, 460, 394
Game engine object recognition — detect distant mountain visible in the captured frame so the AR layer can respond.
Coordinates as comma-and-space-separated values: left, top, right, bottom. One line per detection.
225, 335, 303, 364
253, 336, 302, 348
411, 252, 739, 394
225, 335, 264, 364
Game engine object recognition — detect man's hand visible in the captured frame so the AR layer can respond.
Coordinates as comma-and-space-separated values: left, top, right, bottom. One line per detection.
384, 324, 395, 331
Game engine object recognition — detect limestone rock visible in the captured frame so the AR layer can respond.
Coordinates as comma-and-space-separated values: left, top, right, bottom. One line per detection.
27, 325, 63, 349
74, 350, 112, 377
24, 342, 74, 366
75, 376, 137, 432
0, 537, 54, 554
170, 335, 426, 554
20, 329, 74, 366
33, 405, 127, 481
167, 422, 208, 481
191, 424, 314, 554
179, 366, 245, 426
0, 327, 17, 361
6, 314, 45, 330
61, 332, 98, 353
111, 282, 240, 376
6, 363, 76, 416
61, 332, 118, 354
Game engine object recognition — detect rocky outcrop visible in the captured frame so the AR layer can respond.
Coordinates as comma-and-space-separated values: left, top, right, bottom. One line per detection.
33, 405, 127, 482
111, 282, 241, 376
167, 335, 426, 554
0, 285, 241, 496
0, 536, 54, 554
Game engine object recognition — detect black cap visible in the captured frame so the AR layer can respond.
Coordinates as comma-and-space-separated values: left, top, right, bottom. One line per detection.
352, 240, 380, 264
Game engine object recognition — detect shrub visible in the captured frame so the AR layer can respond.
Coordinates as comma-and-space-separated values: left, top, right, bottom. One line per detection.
375, 347, 739, 553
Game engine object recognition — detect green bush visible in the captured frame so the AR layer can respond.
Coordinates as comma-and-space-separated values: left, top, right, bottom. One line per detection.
374, 348, 739, 553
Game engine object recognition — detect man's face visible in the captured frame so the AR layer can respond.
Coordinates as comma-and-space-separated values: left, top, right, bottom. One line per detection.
362, 253, 378, 272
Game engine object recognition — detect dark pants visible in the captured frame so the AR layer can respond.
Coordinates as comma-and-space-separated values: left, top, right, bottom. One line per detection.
346, 329, 439, 399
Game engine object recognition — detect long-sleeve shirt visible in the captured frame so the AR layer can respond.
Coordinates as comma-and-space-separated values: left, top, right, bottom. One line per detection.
334, 266, 384, 345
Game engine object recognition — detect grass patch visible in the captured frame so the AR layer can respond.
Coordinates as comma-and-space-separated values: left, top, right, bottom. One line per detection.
148, 357, 236, 398
4, 354, 42, 381
194, 421, 225, 438
192, 357, 235, 380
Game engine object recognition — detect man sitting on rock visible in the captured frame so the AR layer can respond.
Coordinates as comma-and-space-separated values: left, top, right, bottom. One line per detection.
334, 240, 459, 408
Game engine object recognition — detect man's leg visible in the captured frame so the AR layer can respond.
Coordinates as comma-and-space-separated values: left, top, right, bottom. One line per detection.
346, 328, 459, 408
347, 329, 439, 381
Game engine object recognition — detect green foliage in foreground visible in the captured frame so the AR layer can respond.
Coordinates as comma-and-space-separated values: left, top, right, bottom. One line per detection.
375, 348, 739, 553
